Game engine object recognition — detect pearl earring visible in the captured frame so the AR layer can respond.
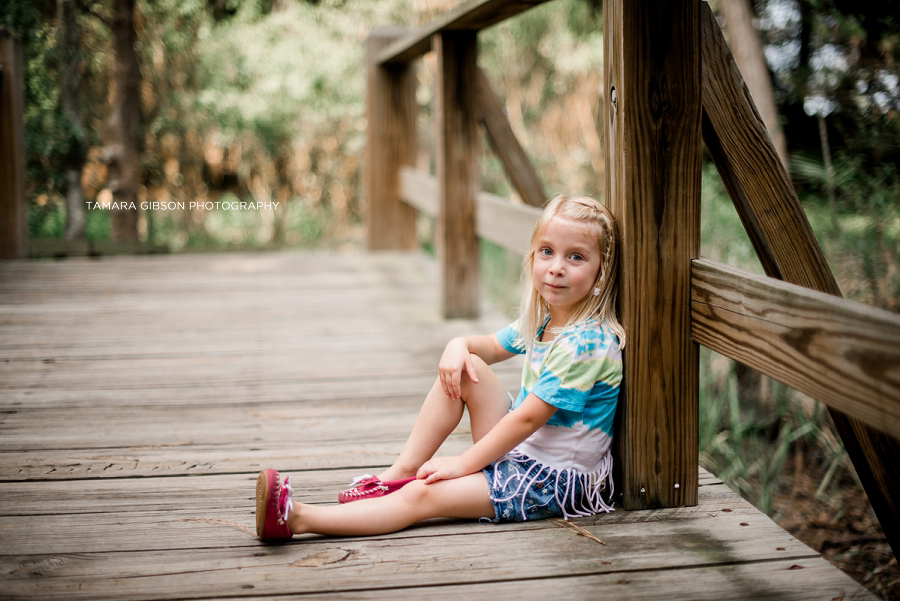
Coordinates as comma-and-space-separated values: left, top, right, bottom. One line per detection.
592, 287, 601, 296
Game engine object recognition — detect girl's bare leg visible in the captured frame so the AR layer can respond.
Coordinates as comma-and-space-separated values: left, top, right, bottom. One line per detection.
377, 355, 510, 482
288, 473, 494, 536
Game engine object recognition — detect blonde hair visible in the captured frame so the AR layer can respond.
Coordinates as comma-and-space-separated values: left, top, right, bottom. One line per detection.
516, 194, 625, 350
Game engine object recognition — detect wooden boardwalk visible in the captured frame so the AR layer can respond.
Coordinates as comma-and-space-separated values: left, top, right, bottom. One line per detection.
0, 251, 878, 600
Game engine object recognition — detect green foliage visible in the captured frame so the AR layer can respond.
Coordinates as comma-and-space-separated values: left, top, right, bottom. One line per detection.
700, 163, 765, 274
28, 202, 111, 240
480, 240, 524, 318
194, 0, 411, 154
699, 348, 851, 519
793, 151, 900, 309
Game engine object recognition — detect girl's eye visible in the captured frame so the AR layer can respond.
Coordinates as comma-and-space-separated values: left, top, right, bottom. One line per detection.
570, 253, 584, 261
539, 248, 552, 256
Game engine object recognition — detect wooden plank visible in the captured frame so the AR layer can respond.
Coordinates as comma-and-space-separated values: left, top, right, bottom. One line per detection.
304, 560, 877, 600
399, 167, 541, 255
700, 1, 900, 560
376, 0, 552, 65
0, 438, 462, 481
692, 258, 900, 439
3, 555, 873, 601
0, 468, 736, 516
365, 28, 418, 250
0, 515, 853, 600
476, 67, 547, 207
434, 31, 480, 318
603, 0, 701, 509
0, 26, 28, 259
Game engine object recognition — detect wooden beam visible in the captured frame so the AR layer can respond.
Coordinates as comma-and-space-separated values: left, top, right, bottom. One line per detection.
0, 27, 28, 259
700, 4, 832, 289
700, 1, 900, 559
399, 167, 541, 255
604, 0, 702, 509
476, 67, 547, 208
365, 27, 418, 251
377, 0, 552, 65
692, 258, 900, 440
435, 31, 480, 318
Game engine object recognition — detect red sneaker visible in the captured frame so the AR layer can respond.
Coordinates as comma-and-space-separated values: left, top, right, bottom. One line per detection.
338, 474, 416, 504
256, 469, 293, 541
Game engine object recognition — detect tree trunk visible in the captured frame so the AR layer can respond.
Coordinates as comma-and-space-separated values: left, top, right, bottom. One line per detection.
58, 0, 87, 241
108, 0, 141, 242
720, 0, 790, 172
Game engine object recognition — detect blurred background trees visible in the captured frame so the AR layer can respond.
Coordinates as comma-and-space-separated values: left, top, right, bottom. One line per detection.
1, 0, 895, 287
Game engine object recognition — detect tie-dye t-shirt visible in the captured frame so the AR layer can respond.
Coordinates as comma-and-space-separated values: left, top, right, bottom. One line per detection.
496, 317, 622, 474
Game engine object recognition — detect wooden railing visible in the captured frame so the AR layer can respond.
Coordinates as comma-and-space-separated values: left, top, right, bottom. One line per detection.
364, 0, 900, 559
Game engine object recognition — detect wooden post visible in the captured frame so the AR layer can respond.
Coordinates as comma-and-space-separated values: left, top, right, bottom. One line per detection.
434, 31, 480, 318
604, 0, 702, 508
0, 26, 28, 259
365, 27, 418, 251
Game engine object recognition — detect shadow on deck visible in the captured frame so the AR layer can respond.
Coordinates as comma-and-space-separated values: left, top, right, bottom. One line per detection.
0, 251, 877, 600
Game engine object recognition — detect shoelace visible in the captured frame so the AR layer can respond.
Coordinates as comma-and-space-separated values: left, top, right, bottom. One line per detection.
345, 484, 387, 498
349, 473, 375, 487
280, 477, 294, 522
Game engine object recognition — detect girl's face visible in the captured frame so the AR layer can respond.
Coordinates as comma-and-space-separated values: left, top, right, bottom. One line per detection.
531, 216, 602, 321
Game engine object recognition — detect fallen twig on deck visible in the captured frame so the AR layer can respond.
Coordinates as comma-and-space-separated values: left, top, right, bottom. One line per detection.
548, 518, 605, 545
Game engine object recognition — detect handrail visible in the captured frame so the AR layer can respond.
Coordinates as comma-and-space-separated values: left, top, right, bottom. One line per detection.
376, 0, 552, 65
398, 167, 541, 255
692, 258, 900, 440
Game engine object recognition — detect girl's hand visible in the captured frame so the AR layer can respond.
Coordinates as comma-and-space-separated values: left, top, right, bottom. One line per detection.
438, 337, 479, 400
416, 456, 470, 484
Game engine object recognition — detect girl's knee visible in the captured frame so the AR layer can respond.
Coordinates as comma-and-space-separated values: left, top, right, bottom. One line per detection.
460, 354, 494, 393
394, 479, 434, 511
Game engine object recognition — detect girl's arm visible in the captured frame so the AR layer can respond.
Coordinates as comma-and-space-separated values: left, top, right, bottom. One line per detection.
416, 393, 556, 484
439, 333, 516, 400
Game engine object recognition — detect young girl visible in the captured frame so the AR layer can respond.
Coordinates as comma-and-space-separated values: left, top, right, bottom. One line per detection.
256, 194, 624, 540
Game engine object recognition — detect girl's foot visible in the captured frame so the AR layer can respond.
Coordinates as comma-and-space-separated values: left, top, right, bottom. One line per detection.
338, 474, 416, 504
256, 469, 293, 541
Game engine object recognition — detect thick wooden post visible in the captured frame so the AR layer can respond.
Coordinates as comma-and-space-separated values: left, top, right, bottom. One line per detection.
0, 27, 28, 259
434, 32, 480, 318
604, 0, 702, 508
365, 27, 418, 251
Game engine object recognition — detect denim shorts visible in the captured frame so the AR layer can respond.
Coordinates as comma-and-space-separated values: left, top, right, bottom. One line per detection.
481, 454, 586, 523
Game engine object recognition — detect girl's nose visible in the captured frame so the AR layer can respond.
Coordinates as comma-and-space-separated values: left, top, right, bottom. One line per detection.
549, 259, 565, 274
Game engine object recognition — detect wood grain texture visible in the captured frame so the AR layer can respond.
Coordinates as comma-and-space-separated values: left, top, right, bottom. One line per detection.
700, 1, 900, 560
0, 253, 877, 600
376, 0, 552, 65
0, 27, 28, 259
434, 31, 481, 318
604, 0, 702, 509
365, 28, 418, 251
398, 167, 541, 255
691, 258, 900, 439
476, 67, 547, 208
